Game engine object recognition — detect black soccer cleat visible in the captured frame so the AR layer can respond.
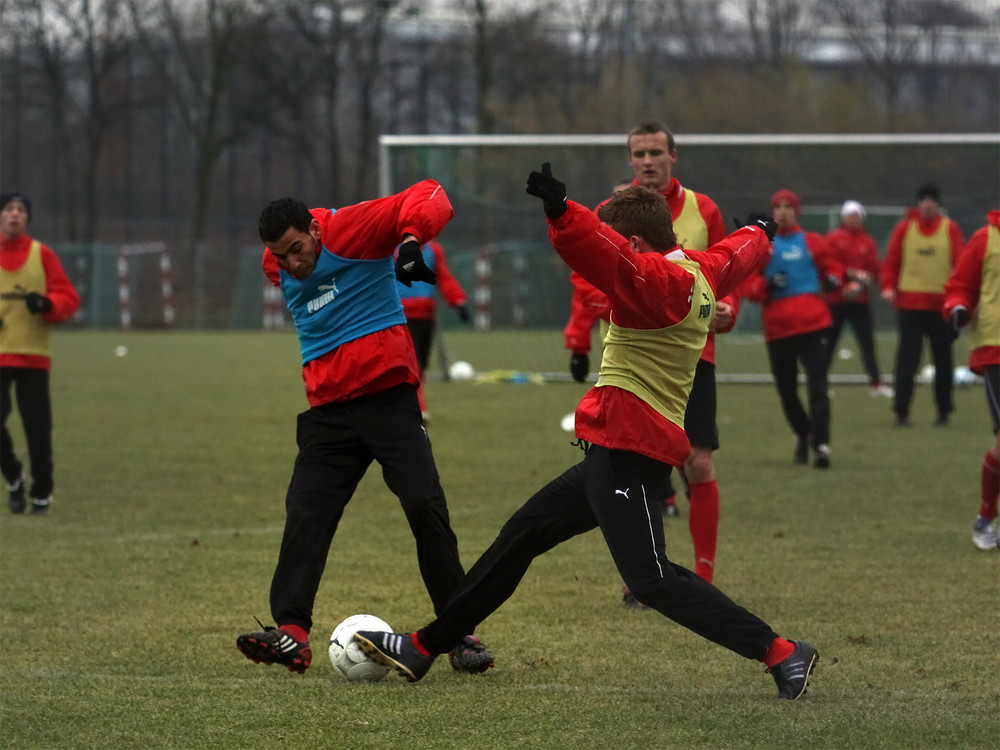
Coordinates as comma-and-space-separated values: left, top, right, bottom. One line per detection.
767, 640, 819, 700
354, 630, 435, 682
8, 478, 26, 514
793, 437, 809, 465
448, 635, 494, 674
237, 624, 312, 674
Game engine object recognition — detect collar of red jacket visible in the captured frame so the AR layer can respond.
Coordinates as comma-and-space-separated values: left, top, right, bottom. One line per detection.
0, 232, 32, 253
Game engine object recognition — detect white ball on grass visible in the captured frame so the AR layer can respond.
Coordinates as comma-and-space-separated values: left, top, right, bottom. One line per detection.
328, 614, 392, 683
448, 360, 475, 381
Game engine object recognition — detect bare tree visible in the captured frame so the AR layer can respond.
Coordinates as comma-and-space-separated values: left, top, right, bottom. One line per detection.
6, 0, 128, 240
828, 0, 990, 130
126, 0, 271, 244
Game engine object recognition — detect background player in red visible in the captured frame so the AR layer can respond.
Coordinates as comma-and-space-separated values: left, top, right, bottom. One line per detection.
880, 183, 965, 426
235, 182, 492, 676
943, 209, 1000, 550
357, 168, 819, 701
0, 191, 80, 515
823, 200, 892, 397
741, 189, 843, 468
395, 239, 469, 420
564, 121, 731, 587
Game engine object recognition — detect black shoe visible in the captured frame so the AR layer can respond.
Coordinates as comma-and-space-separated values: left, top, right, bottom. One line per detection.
30, 496, 51, 515
894, 412, 910, 427
813, 444, 830, 469
448, 635, 494, 674
934, 413, 949, 426
8, 478, 26, 514
767, 641, 819, 700
237, 624, 312, 674
354, 630, 435, 682
793, 437, 809, 465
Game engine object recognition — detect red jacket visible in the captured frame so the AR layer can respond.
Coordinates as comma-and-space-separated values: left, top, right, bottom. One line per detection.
881, 209, 964, 311
399, 240, 467, 321
823, 225, 880, 306
262, 180, 453, 407
0, 233, 80, 370
563, 177, 732, 365
550, 200, 771, 467
943, 210, 1000, 374
740, 225, 838, 342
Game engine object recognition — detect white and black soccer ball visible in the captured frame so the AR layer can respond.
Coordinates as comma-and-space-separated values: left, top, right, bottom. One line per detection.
328, 614, 392, 683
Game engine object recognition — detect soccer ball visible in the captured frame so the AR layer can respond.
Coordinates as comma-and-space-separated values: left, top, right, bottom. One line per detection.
328, 614, 392, 683
448, 360, 475, 381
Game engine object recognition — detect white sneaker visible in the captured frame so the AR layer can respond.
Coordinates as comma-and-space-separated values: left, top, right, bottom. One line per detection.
870, 384, 894, 398
972, 517, 999, 550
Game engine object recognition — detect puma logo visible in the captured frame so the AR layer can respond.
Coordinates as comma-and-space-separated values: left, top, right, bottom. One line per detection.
615, 488, 630, 500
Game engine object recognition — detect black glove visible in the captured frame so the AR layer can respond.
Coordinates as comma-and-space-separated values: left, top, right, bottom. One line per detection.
736, 212, 778, 242
569, 353, 589, 383
25, 293, 53, 314
950, 306, 969, 340
455, 304, 470, 324
395, 240, 436, 287
526, 163, 567, 220
767, 272, 788, 292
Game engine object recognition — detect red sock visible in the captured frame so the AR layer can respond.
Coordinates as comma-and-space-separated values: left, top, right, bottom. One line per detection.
763, 637, 795, 668
981, 452, 1000, 519
688, 480, 719, 583
279, 624, 309, 643
410, 632, 432, 656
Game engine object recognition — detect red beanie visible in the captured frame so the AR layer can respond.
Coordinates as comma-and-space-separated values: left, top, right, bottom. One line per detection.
770, 189, 800, 214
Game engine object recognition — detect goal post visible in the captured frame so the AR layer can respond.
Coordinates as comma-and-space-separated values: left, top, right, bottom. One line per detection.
379, 132, 999, 382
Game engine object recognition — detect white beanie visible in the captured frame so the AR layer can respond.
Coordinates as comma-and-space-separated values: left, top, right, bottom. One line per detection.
841, 200, 866, 219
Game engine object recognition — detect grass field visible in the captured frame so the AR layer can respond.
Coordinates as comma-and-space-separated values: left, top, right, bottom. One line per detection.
1, 330, 997, 750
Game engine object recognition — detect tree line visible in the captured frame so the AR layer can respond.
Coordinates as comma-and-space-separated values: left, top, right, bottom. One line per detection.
1, 0, 997, 325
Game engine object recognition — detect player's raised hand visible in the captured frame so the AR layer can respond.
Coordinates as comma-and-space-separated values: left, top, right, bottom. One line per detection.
733, 213, 778, 242
526, 163, 567, 219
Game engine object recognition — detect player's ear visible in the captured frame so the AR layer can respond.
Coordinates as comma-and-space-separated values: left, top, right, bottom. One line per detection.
309, 218, 321, 241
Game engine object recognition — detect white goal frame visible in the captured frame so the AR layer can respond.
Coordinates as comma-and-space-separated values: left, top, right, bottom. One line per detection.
379, 132, 1000, 197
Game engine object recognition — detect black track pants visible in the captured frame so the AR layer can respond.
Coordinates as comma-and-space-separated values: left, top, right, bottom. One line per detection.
0, 367, 53, 499
420, 445, 778, 661
269, 384, 464, 631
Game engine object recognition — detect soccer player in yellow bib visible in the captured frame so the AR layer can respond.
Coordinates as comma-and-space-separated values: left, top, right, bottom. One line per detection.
943, 210, 1000, 549
355, 166, 820, 702
0, 192, 80, 515
881, 183, 965, 426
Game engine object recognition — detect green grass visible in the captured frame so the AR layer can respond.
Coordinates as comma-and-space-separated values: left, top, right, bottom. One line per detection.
1, 330, 997, 750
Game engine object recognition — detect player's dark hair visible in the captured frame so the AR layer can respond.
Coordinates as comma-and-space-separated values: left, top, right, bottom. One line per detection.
598, 185, 676, 252
259, 197, 313, 243
627, 121, 676, 153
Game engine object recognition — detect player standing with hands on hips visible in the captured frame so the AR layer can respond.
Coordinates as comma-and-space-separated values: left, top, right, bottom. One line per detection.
356, 165, 820, 701
943, 209, 1000, 550
0, 191, 80, 515
235, 182, 492, 676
